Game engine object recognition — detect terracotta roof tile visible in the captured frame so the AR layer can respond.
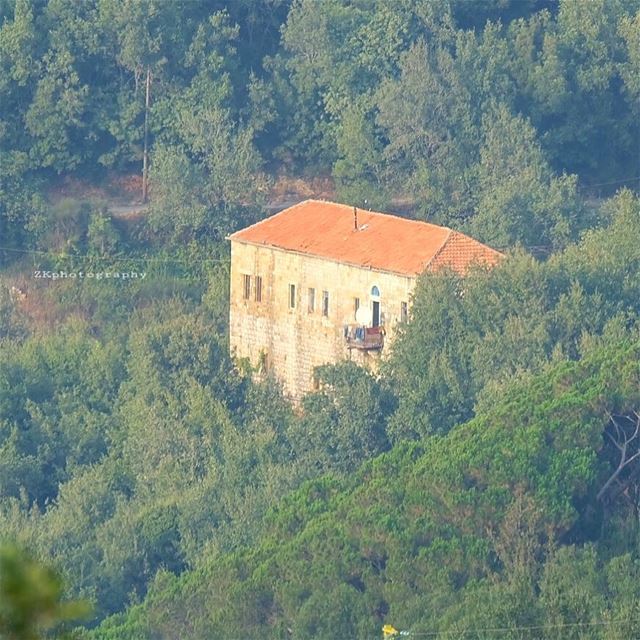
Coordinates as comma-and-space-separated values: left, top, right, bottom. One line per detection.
229, 200, 502, 276
427, 231, 503, 273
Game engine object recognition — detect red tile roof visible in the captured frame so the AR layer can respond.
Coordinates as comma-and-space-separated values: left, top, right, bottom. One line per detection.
229, 200, 502, 276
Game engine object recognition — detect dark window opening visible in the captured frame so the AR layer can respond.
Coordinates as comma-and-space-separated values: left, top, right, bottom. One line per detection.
372, 300, 380, 327
255, 276, 262, 302
242, 274, 251, 300
401, 301, 408, 323
322, 290, 329, 317
289, 284, 296, 309
354, 297, 360, 316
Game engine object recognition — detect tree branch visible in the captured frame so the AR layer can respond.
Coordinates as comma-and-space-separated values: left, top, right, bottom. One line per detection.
598, 411, 640, 503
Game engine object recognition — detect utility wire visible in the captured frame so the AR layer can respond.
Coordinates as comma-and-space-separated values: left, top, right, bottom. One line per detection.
384, 616, 640, 638
194, 617, 640, 640
579, 175, 640, 189
0, 245, 228, 265
0, 243, 555, 261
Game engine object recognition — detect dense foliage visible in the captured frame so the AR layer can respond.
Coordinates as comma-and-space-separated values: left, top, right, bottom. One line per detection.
1, 0, 639, 251
90, 334, 640, 639
0, 0, 639, 637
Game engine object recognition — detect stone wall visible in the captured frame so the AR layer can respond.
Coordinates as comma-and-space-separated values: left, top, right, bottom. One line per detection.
230, 241, 416, 400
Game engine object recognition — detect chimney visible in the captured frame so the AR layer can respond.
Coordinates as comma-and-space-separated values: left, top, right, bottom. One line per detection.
353, 206, 358, 231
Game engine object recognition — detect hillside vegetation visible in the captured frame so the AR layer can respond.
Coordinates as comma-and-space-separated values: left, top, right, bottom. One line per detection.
0, 0, 639, 638
94, 334, 640, 639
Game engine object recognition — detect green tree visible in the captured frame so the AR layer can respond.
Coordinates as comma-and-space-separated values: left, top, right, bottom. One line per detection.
148, 108, 266, 244
87, 208, 120, 257
0, 0, 46, 251
291, 362, 393, 474
375, 26, 506, 224
332, 99, 388, 208
467, 103, 583, 249
388, 190, 640, 442
145, 145, 209, 242
0, 543, 89, 640
89, 336, 640, 639
507, 0, 639, 182
24, 47, 89, 172
618, 11, 640, 103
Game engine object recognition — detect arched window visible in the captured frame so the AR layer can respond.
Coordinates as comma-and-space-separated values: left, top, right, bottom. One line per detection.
371, 286, 381, 327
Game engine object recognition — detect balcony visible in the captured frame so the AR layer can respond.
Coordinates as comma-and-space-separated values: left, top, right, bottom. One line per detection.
344, 325, 384, 351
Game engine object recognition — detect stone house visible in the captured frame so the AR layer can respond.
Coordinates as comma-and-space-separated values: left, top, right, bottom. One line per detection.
228, 200, 502, 400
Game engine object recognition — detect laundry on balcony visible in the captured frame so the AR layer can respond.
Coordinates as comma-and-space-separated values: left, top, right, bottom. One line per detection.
344, 324, 384, 351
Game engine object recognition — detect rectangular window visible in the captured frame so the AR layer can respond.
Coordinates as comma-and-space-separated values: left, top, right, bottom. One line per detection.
322, 290, 329, 317
289, 284, 296, 309
242, 274, 251, 300
354, 297, 360, 316
255, 276, 262, 302
401, 301, 408, 323
308, 287, 315, 313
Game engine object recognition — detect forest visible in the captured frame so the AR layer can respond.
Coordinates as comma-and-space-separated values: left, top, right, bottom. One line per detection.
0, 0, 639, 638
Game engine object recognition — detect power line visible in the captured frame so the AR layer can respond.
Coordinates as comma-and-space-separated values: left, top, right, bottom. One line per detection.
0, 243, 555, 262
579, 175, 640, 189
0, 245, 228, 265
383, 617, 640, 638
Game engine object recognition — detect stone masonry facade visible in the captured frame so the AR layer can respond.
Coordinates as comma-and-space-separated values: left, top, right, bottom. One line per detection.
229, 240, 415, 400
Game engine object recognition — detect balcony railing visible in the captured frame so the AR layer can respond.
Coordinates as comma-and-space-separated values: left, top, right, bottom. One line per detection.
344, 325, 384, 351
